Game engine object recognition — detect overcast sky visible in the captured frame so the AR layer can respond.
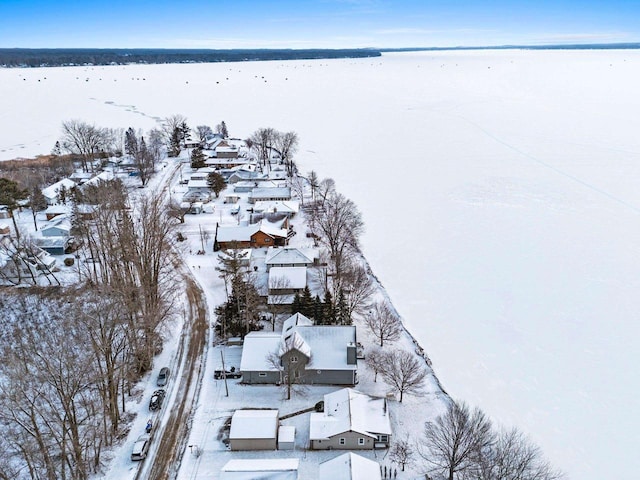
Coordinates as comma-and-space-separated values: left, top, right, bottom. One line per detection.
1, 0, 638, 49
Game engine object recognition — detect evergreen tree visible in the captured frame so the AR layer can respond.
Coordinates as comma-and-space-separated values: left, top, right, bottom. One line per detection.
220, 120, 229, 138
0, 178, 29, 240
190, 146, 207, 169
300, 285, 314, 319
336, 288, 350, 325
291, 292, 302, 315
323, 290, 335, 324
124, 127, 138, 157
51, 140, 61, 156
207, 171, 226, 198
168, 127, 182, 157
179, 121, 190, 144
313, 295, 324, 325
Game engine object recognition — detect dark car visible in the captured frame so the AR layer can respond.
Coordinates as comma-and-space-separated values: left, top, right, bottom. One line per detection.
156, 367, 170, 387
214, 367, 242, 379
149, 389, 166, 411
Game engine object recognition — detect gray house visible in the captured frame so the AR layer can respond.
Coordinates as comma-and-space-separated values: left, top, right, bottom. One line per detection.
229, 409, 279, 451
310, 388, 392, 450
240, 314, 358, 386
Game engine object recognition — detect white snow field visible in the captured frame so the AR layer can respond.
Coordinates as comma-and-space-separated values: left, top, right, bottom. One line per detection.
3, 49, 640, 479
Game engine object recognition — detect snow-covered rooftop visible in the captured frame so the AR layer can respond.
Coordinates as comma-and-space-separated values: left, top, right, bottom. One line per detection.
268, 267, 307, 290
319, 452, 382, 480
309, 388, 392, 441
221, 458, 299, 479
282, 313, 314, 334
42, 178, 76, 201
229, 409, 279, 440
239, 332, 282, 372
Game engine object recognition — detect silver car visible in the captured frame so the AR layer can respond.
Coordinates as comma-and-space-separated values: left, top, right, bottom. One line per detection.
156, 367, 170, 387
131, 434, 150, 461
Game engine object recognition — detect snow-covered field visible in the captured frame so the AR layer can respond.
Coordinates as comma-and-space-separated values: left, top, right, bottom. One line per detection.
3, 49, 640, 479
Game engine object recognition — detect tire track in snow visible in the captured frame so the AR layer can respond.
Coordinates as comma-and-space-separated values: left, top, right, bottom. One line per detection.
454, 114, 640, 214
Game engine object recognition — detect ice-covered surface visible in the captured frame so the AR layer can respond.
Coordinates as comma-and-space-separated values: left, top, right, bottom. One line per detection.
2, 49, 639, 479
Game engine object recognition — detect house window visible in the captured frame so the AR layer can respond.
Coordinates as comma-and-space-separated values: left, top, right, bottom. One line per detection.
258, 373, 267, 377
290, 355, 298, 363
294, 370, 300, 378
264, 238, 271, 243
377, 435, 388, 442
358, 438, 365, 446
339, 438, 345, 445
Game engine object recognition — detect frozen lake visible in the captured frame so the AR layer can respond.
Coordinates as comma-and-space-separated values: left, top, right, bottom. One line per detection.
3, 50, 640, 479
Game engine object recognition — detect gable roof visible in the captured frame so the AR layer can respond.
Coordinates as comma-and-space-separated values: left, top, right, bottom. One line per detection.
221, 459, 299, 480
265, 247, 313, 266
217, 220, 288, 244
42, 178, 76, 200
268, 267, 307, 290
230, 410, 279, 440
282, 313, 314, 334
309, 388, 392, 441
239, 332, 282, 372
319, 453, 382, 480
279, 331, 311, 358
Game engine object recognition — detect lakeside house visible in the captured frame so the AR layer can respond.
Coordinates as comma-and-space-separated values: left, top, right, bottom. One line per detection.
240, 313, 358, 386
309, 388, 392, 450
220, 459, 299, 480
215, 220, 289, 250
319, 452, 382, 480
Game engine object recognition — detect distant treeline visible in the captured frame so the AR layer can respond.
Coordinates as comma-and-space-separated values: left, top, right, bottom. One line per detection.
0, 48, 381, 68
381, 42, 640, 52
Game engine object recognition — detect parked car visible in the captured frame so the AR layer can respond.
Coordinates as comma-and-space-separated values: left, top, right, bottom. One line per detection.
214, 367, 242, 380
131, 434, 150, 461
149, 389, 166, 411
156, 367, 170, 387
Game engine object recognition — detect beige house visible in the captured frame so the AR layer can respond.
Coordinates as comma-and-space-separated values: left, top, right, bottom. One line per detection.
229, 409, 279, 451
310, 388, 392, 450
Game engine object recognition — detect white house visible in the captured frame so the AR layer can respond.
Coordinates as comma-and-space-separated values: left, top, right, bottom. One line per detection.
220, 459, 299, 480
319, 452, 382, 480
265, 246, 316, 271
248, 187, 292, 204
42, 178, 76, 205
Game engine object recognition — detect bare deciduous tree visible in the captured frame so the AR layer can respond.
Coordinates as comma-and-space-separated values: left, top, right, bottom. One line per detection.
274, 131, 299, 176
249, 127, 276, 169
196, 125, 213, 143
365, 300, 403, 347
60, 119, 111, 172
390, 436, 416, 472
418, 400, 495, 480
380, 349, 427, 402
365, 348, 386, 382
477, 427, 564, 480
340, 260, 375, 320
307, 190, 364, 290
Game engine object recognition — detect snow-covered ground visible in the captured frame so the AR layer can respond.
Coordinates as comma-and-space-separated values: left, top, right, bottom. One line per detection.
3, 49, 640, 479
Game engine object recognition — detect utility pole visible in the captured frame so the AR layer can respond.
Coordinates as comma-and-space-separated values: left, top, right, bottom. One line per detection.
220, 350, 229, 397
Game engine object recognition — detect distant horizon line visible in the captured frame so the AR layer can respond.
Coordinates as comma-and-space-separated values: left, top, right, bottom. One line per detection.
2, 42, 640, 52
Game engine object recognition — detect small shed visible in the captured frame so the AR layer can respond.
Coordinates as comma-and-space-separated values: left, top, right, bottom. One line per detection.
278, 426, 296, 450
229, 409, 279, 451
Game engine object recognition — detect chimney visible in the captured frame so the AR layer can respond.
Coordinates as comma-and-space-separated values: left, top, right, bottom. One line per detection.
346, 342, 357, 365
